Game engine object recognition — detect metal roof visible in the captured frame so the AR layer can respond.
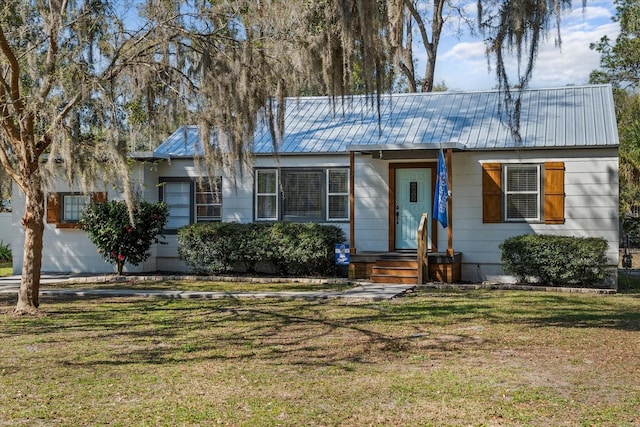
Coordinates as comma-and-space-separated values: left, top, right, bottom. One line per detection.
153, 84, 618, 158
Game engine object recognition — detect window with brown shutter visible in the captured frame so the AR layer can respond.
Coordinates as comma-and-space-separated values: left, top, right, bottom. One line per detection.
46, 193, 60, 224
482, 162, 565, 224
46, 191, 107, 228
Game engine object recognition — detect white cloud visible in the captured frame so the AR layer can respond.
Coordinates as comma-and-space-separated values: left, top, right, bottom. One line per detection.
423, 2, 620, 90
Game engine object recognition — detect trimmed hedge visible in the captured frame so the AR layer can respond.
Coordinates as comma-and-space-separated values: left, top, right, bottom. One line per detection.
499, 234, 608, 286
177, 222, 346, 276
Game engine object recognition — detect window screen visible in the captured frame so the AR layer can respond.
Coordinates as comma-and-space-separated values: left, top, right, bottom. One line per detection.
256, 170, 278, 220
195, 178, 222, 222
327, 169, 348, 220
163, 182, 191, 229
282, 170, 323, 220
505, 165, 540, 220
62, 195, 91, 222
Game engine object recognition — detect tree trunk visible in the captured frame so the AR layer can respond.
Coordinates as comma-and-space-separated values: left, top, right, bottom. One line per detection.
15, 183, 45, 314
422, 53, 436, 92
117, 260, 124, 275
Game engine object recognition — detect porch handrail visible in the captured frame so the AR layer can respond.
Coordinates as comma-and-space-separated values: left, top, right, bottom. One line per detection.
417, 213, 429, 284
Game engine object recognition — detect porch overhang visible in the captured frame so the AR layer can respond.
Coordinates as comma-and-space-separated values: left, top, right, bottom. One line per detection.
346, 142, 466, 160
348, 143, 458, 260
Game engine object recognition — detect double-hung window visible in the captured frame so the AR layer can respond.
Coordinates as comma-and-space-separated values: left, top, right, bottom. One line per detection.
195, 178, 223, 222
160, 177, 222, 231
256, 170, 278, 220
504, 165, 541, 221
255, 168, 349, 222
327, 169, 349, 221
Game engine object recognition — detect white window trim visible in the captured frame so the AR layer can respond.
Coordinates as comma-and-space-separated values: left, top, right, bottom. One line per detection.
503, 164, 541, 222
326, 168, 349, 221
255, 169, 279, 221
255, 167, 349, 222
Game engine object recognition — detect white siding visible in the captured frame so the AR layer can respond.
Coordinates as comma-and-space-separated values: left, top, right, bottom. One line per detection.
353, 157, 390, 251
156, 155, 350, 272
0, 212, 10, 246
351, 148, 618, 285
12, 181, 131, 274
10, 148, 619, 283
451, 149, 618, 284
12, 163, 162, 274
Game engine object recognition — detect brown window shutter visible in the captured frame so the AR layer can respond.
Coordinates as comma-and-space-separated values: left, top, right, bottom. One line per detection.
544, 162, 565, 224
482, 163, 502, 223
46, 193, 60, 224
92, 192, 107, 203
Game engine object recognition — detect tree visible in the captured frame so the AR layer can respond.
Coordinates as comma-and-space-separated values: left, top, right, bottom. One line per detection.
0, 0, 397, 314
392, 0, 472, 92
80, 200, 168, 275
477, 0, 584, 142
589, 0, 640, 226
589, 0, 640, 90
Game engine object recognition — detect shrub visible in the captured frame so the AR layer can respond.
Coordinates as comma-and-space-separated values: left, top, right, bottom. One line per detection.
80, 200, 169, 275
177, 222, 248, 275
178, 222, 346, 276
0, 240, 10, 263
500, 234, 608, 286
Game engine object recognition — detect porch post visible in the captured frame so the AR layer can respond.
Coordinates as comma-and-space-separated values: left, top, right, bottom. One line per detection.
349, 150, 356, 254
446, 148, 454, 256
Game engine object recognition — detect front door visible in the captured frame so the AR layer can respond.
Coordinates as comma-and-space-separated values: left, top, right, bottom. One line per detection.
395, 168, 431, 250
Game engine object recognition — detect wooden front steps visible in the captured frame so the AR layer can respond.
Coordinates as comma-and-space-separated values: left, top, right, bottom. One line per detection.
370, 254, 418, 284
349, 251, 463, 284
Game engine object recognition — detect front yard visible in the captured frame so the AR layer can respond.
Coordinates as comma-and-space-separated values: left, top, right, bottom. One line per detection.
1, 286, 639, 426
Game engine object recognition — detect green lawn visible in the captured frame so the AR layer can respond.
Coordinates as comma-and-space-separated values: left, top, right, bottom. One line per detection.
1, 287, 639, 426
43, 278, 353, 292
0, 261, 11, 277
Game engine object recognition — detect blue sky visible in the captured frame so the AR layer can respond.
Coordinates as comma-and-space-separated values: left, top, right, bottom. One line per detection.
414, 1, 620, 90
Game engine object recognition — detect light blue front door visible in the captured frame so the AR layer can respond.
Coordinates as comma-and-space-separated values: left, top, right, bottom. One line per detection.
395, 168, 431, 250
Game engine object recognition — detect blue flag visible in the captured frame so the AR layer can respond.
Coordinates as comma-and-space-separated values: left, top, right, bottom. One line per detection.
433, 149, 449, 228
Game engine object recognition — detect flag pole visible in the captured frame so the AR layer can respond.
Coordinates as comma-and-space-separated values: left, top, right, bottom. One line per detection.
446, 148, 453, 256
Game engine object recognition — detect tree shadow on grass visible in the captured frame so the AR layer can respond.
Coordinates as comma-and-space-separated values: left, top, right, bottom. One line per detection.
1, 294, 496, 369
2, 290, 638, 371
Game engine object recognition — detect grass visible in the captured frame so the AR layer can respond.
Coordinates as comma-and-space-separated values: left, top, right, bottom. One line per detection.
44, 278, 353, 292
0, 261, 11, 277
1, 286, 639, 426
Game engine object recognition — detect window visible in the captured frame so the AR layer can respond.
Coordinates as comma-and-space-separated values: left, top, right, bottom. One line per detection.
504, 165, 540, 221
162, 181, 191, 229
256, 170, 278, 220
62, 194, 91, 222
327, 169, 349, 220
160, 177, 222, 230
282, 170, 323, 221
195, 178, 222, 222
255, 168, 349, 222
46, 192, 106, 228
482, 162, 565, 224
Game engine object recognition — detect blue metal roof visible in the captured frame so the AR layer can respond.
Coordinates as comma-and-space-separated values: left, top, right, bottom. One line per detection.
153, 85, 618, 158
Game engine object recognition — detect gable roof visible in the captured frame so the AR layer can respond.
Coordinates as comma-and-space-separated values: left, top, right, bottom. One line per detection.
152, 84, 618, 158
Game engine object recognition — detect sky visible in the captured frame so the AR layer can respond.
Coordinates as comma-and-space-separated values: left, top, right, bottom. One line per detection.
416, 1, 620, 91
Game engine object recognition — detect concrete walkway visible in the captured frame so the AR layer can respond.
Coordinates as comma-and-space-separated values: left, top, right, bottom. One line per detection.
0, 274, 415, 301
